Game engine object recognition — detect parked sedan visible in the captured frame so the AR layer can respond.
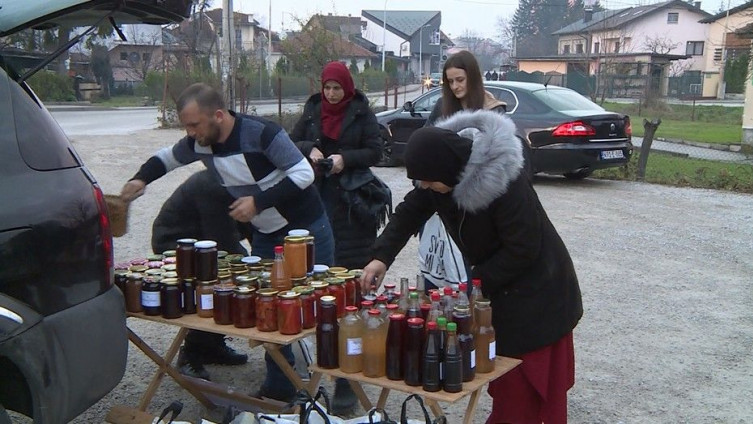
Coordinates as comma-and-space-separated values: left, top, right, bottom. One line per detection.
376, 81, 632, 179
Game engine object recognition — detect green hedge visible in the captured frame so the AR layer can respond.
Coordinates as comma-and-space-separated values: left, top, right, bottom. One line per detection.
27, 71, 75, 101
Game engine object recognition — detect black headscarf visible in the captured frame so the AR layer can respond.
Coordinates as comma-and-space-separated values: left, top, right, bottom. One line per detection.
404, 127, 473, 187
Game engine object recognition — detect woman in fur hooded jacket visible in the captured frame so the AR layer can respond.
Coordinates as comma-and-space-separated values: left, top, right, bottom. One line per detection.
361, 109, 583, 424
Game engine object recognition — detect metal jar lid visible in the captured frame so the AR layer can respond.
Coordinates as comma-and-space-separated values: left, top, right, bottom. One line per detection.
320, 295, 336, 305
278, 290, 300, 299
194, 240, 217, 249
257, 288, 279, 297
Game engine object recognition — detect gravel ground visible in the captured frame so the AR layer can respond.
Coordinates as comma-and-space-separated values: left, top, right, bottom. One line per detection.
54, 127, 753, 423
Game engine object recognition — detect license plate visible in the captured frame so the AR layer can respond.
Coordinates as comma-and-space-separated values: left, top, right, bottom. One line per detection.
600, 150, 624, 160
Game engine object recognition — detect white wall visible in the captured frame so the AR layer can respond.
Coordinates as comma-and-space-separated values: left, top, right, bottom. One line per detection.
362, 19, 406, 66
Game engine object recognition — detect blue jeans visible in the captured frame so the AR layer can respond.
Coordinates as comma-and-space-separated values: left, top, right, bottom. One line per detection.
255, 213, 334, 396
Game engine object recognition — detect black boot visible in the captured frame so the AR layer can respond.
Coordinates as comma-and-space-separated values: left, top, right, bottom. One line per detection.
331, 378, 358, 416
201, 337, 248, 365
176, 346, 211, 380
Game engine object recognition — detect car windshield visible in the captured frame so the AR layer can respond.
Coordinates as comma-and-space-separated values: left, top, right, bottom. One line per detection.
430, 73, 442, 80
531, 88, 604, 112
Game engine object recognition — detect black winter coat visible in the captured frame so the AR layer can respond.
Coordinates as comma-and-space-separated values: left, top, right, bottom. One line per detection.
371, 110, 582, 356
290, 91, 382, 269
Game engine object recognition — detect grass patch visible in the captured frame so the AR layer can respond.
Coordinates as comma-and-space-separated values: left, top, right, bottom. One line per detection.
602, 101, 743, 145
91, 95, 152, 107
593, 151, 753, 193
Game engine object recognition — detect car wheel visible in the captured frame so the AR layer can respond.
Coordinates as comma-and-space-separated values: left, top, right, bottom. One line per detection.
563, 169, 593, 180
375, 133, 399, 167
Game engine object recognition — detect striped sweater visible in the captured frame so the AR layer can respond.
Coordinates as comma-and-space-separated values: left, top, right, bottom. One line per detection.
133, 112, 325, 234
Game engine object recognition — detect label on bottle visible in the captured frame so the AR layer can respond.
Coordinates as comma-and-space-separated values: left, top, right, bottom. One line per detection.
470, 349, 476, 368
346, 338, 363, 355
201, 294, 214, 310
141, 291, 160, 307
489, 341, 497, 360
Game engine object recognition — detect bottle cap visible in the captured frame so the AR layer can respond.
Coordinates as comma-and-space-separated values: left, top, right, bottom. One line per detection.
361, 300, 374, 308
384, 282, 396, 289
472, 278, 482, 287
427, 321, 438, 330
407, 317, 425, 326
447, 322, 457, 332
409, 291, 419, 299
386, 304, 399, 310
443, 286, 453, 295
459, 282, 467, 291
431, 292, 440, 301
368, 308, 381, 315
389, 313, 405, 320
345, 305, 358, 312
437, 316, 448, 326
274, 245, 283, 254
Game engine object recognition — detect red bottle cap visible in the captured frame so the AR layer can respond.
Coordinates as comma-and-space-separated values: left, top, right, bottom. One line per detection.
472, 278, 482, 287
389, 313, 406, 320
443, 286, 453, 295
345, 305, 358, 312
427, 321, 438, 330
368, 308, 381, 315
459, 282, 467, 291
431, 292, 440, 301
274, 245, 283, 254
407, 317, 425, 326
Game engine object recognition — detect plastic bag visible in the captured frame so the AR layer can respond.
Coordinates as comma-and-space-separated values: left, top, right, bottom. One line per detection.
418, 214, 467, 289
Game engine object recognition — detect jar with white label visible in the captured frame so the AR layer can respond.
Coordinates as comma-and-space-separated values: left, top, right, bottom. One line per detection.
196, 280, 217, 318
141, 277, 162, 316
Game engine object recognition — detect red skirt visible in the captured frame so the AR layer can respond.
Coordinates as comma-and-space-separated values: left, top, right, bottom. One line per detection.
486, 332, 575, 424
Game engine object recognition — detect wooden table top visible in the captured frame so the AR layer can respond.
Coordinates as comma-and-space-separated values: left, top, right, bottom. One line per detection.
309, 356, 521, 403
127, 312, 315, 345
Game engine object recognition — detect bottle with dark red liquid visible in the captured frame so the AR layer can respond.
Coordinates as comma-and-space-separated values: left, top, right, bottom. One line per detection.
453, 305, 475, 382
385, 313, 405, 380
403, 317, 424, 386
316, 295, 339, 369
443, 322, 463, 393
422, 321, 441, 392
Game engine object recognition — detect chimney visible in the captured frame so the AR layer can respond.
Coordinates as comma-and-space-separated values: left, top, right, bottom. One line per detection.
694, 1, 701, 8
584, 8, 593, 22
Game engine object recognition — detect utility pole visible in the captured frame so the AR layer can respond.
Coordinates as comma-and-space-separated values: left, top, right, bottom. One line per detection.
381, 1, 387, 71
222, 0, 235, 109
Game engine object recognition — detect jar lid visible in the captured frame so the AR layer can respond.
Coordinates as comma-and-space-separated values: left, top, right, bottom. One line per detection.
349, 269, 363, 277
114, 269, 130, 277
324, 277, 344, 285
291, 276, 308, 285
345, 305, 358, 312
234, 286, 256, 294
333, 272, 354, 280
257, 288, 279, 297
312, 264, 329, 273
218, 270, 232, 279
194, 240, 217, 249
236, 275, 258, 284
161, 263, 177, 272
226, 254, 244, 263
146, 254, 164, 262
309, 281, 329, 289
217, 250, 228, 258
163, 271, 178, 279
129, 265, 148, 273
145, 268, 163, 276
287, 229, 310, 237
162, 250, 177, 257
198, 279, 218, 285
128, 272, 143, 280
407, 317, 425, 326
177, 238, 198, 245
383, 283, 396, 289
278, 291, 300, 299
292, 285, 314, 295
163, 257, 177, 264
283, 235, 306, 243
162, 278, 179, 285
214, 283, 235, 292
242, 255, 262, 264
146, 260, 164, 269
327, 266, 348, 275
475, 298, 491, 306
320, 295, 336, 304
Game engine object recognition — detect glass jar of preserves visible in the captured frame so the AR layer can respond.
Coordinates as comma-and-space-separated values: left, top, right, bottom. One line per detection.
196, 280, 216, 318
218, 270, 234, 287
213, 283, 235, 325
325, 277, 346, 318
309, 281, 329, 320
350, 269, 363, 307
255, 288, 279, 332
182, 278, 196, 314
316, 295, 339, 369
160, 278, 183, 319
277, 291, 302, 335
283, 236, 307, 279
304, 236, 315, 275
193, 240, 218, 281
335, 272, 357, 308
235, 275, 259, 289
293, 286, 316, 329
141, 277, 162, 316
114, 270, 129, 295
124, 272, 143, 313
291, 276, 307, 287
232, 286, 256, 328
312, 264, 329, 281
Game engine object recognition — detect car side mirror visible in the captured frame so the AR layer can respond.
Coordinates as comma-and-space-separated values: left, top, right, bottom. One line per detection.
403, 101, 413, 112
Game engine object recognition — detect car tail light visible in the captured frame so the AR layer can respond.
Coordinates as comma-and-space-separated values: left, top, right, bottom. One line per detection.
93, 185, 114, 286
625, 117, 632, 137
552, 121, 596, 137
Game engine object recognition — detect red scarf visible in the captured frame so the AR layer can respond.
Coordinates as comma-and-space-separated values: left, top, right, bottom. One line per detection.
320, 61, 355, 140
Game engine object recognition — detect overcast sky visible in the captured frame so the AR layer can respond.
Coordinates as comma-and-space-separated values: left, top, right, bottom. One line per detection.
233, 0, 739, 41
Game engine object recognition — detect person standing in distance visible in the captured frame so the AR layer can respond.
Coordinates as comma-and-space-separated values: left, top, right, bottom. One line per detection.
120, 83, 335, 402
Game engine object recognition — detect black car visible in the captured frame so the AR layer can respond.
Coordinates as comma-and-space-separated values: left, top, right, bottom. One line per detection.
0, 1, 189, 422
376, 81, 632, 179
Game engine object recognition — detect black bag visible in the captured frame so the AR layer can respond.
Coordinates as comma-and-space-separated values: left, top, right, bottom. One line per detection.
399, 394, 447, 424
339, 168, 393, 228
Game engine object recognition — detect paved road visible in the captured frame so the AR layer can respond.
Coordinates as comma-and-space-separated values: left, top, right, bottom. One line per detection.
632, 136, 752, 163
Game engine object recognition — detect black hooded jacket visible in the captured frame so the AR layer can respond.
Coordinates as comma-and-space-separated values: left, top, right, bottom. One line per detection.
371, 110, 582, 356
290, 90, 383, 269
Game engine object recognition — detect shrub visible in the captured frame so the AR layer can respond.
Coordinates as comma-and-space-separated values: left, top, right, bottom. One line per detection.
27, 71, 75, 101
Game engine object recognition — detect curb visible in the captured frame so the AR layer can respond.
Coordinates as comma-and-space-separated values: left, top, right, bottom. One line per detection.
655, 137, 743, 152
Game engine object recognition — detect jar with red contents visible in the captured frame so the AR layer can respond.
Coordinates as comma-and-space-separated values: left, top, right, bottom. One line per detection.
277, 291, 302, 335
255, 288, 279, 332
325, 277, 346, 318
293, 285, 316, 329
213, 283, 235, 325
232, 286, 256, 328
334, 272, 357, 307
350, 269, 364, 307
309, 281, 329, 320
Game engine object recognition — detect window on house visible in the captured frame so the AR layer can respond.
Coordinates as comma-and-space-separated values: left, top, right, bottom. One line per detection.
594, 42, 600, 53
614, 41, 620, 53
563, 45, 571, 54
667, 12, 679, 24
120, 52, 128, 61
686, 41, 704, 55
713, 48, 723, 61
576, 43, 584, 54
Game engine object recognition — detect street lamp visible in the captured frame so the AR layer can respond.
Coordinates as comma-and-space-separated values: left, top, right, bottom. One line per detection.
418, 24, 431, 81
381, 1, 387, 71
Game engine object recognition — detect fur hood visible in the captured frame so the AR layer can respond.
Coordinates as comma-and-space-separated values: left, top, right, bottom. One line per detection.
434, 109, 523, 212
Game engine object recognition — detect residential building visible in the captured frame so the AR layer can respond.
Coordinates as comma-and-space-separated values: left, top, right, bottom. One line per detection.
108, 43, 163, 87
699, 1, 753, 98
518, 0, 710, 97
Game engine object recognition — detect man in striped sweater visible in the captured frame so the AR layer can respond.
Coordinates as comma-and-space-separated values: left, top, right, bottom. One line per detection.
121, 83, 335, 402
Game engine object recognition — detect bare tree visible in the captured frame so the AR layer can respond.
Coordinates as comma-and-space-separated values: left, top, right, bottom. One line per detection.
278, 14, 344, 75
642, 35, 679, 54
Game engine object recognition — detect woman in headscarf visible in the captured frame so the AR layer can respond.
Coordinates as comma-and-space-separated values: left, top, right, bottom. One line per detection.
290, 61, 383, 415
291, 61, 383, 270
361, 109, 582, 424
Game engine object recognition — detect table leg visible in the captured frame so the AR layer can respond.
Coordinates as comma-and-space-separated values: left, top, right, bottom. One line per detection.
347, 380, 373, 411
376, 388, 390, 409
127, 327, 214, 410
461, 388, 482, 424
308, 371, 323, 394
425, 398, 444, 421
263, 342, 307, 391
